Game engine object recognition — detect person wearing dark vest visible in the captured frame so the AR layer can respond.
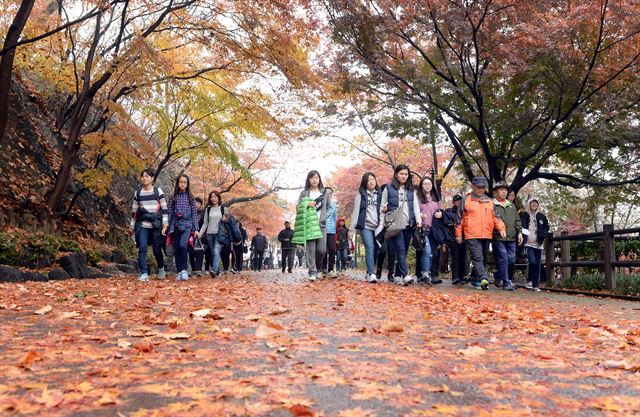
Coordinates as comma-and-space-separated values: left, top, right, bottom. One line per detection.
130, 168, 169, 282
348, 172, 382, 283
379, 164, 422, 286
278, 221, 295, 273
522, 198, 550, 292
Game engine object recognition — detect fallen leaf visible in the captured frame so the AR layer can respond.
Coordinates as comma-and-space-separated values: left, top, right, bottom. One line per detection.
117, 339, 132, 349
255, 320, 285, 338
289, 404, 316, 416
604, 358, 640, 372
270, 306, 290, 316
163, 333, 191, 340
458, 346, 487, 357
58, 311, 80, 319
191, 308, 224, 320
34, 305, 53, 315
349, 327, 367, 333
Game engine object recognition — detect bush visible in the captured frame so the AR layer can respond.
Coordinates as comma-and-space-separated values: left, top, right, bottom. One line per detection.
59, 239, 80, 252
560, 272, 640, 296
84, 249, 103, 267
0, 233, 19, 265
118, 239, 137, 262
22, 234, 60, 268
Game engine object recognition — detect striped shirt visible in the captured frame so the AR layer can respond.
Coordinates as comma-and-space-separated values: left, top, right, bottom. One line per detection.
130, 187, 169, 229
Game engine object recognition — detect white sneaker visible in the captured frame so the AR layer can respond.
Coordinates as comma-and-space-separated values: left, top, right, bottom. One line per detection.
157, 267, 166, 280
533, 287, 542, 292
309, 274, 317, 282
525, 281, 534, 289
182, 270, 189, 281
329, 270, 337, 278
393, 276, 403, 285
138, 273, 149, 282
402, 275, 416, 286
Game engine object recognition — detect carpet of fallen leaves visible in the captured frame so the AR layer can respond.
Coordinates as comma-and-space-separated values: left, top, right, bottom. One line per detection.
1, 270, 640, 417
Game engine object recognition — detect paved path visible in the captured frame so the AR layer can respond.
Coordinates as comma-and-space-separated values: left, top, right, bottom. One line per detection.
1, 269, 639, 416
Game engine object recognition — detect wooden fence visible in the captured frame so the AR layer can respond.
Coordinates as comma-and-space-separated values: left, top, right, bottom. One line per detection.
544, 224, 640, 290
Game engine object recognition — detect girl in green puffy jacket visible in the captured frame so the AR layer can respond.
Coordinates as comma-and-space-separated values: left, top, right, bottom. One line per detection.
292, 170, 332, 281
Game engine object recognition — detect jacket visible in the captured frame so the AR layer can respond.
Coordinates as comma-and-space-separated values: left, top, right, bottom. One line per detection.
292, 197, 324, 244
217, 214, 242, 246
431, 209, 455, 244
493, 199, 522, 241
444, 207, 459, 242
325, 201, 337, 234
298, 188, 332, 229
278, 227, 295, 249
521, 211, 549, 246
350, 188, 381, 232
251, 234, 268, 253
385, 183, 418, 228
455, 192, 506, 240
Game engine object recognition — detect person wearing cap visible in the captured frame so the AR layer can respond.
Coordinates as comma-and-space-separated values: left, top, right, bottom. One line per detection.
492, 181, 522, 291
277, 221, 295, 273
445, 194, 467, 284
455, 176, 506, 289
522, 198, 550, 291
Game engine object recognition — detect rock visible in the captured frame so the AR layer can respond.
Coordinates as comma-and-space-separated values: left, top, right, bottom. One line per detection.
116, 263, 137, 274
87, 266, 111, 279
111, 249, 128, 264
59, 253, 89, 278
21, 272, 48, 282
48, 268, 71, 280
0, 265, 24, 282
100, 264, 121, 274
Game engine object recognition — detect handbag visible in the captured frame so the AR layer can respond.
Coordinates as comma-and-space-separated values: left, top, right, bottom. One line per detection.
411, 226, 425, 250
194, 236, 205, 251
383, 198, 406, 239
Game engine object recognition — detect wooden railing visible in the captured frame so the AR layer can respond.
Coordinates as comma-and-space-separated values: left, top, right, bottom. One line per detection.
544, 224, 640, 290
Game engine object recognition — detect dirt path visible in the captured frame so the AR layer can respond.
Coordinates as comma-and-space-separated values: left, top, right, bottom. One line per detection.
1, 270, 639, 416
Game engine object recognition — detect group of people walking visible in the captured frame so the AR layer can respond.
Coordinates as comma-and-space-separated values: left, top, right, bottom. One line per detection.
130, 165, 550, 291
291, 166, 549, 291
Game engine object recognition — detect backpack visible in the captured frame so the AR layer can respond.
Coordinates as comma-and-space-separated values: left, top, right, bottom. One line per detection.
135, 186, 161, 212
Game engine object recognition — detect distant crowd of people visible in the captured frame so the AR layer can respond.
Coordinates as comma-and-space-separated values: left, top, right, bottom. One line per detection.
130, 165, 550, 291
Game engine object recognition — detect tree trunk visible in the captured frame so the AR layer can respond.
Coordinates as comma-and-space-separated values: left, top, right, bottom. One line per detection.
47, 96, 94, 211
0, 0, 35, 144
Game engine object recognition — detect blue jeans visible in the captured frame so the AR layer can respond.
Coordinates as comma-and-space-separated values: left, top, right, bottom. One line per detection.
337, 248, 348, 270
526, 246, 542, 288
391, 228, 413, 277
174, 229, 192, 272
207, 234, 222, 274
420, 231, 434, 277
494, 240, 516, 287
360, 228, 377, 274
137, 227, 164, 274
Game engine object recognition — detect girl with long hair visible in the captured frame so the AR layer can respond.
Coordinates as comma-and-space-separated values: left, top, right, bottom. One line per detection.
379, 164, 421, 285
416, 176, 443, 285
348, 172, 381, 282
198, 190, 224, 278
167, 174, 199, 281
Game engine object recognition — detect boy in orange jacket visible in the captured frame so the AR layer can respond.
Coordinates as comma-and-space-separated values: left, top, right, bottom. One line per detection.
456, 176, 506, 289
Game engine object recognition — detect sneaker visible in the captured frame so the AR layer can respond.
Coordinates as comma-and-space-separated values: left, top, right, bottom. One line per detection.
402, 275, 415, 286
420, 273, 432, 285
525, 281, 533, 289
452, 279, 461, 285
309, 274, 317, 282
209, 271, 217, 279
329, 270, 337, 278
182, 270, 189, 281
532, 287, 542, 292
494, 279, 502, 288
470, 281, 482, 290
138, 273, 149, 282
366, 273, 378, 283
502, 283, 515, 291
157, 268, 166, 280
431, 276, 442, 284
392, 276, 402, 284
